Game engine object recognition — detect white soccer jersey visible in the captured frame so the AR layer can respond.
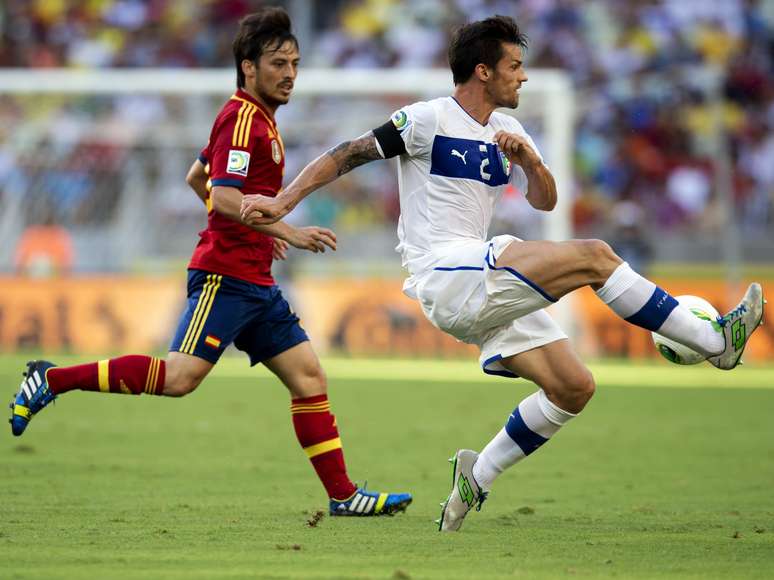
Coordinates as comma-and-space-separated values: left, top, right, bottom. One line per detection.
379, 96, 544, 298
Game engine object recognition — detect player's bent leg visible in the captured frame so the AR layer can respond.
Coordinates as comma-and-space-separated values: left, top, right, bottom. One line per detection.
162, 352, 213, 397
440, 340, 591, 532
501, 339, 595, 414
263, 341, 327, 399
9, 353, 180, 436
497, 237, 747, 364
264, 341, 412, 515
493, 238, 621, 299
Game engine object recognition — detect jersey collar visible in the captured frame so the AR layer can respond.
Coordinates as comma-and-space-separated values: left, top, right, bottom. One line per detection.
450, 96, 490, 128
231, 89, 276, 129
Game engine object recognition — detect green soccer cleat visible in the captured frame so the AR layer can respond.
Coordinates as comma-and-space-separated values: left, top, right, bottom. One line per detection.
438, 449, 488, 532
707, 283, 765, 371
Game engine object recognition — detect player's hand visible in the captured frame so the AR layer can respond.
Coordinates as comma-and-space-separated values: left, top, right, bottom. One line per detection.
272, 238, 289, 260
241, 194, 290, 226
286, 226, 337, 253
493, 131, 541, 168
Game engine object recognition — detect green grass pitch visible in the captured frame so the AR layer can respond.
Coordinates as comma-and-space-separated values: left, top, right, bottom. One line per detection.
1, 355, 773, 579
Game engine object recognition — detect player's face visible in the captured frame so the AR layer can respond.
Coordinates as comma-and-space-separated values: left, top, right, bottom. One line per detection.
488, 43, 528, 109
251, 40, 300, 108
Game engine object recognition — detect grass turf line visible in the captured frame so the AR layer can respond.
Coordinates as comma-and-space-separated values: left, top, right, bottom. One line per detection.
1, 356, 773, 579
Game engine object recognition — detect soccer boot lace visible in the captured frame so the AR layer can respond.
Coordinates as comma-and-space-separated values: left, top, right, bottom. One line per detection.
707, 283, 765, 371
9, 360, 57, 437
438, 449, 488, 532
329, 486, 412, 516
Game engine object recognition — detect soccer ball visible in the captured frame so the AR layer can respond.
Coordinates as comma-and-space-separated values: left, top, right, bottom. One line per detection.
651, 295, 720, 365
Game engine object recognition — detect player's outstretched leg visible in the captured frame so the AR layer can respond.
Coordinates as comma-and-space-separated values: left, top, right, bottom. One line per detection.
438, 449, 487, 532
9, 355, 170, 436
707, 283, 765, 370
330, 487, 413, 516
9, 360, 57, 436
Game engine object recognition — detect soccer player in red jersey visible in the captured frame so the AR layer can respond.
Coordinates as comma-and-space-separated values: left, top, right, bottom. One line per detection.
9, 7, 412, 517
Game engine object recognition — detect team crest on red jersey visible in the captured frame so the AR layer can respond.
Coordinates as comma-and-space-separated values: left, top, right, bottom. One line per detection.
271, 140, 282, 164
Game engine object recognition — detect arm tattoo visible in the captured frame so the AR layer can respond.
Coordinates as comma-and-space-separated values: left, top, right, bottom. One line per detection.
326, 132, 382, 176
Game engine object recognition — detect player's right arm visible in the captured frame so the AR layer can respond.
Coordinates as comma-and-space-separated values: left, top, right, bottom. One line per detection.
240, 131, 383, 226
185, 158, 209, 205
211, 185, 335, 253
241, 102, 436, 226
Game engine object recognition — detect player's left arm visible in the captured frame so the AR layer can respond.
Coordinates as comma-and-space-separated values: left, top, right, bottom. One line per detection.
185, 158, 209, 205
494, 130, 557, 212
211, 185, 335, 253
241, 131, 383, 226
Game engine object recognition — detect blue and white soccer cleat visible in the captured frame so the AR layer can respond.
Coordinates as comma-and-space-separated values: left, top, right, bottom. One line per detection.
438, 449, 488, 532
707, 283, 765, 371
9, 360, 57, 437
329, 486, 412, 516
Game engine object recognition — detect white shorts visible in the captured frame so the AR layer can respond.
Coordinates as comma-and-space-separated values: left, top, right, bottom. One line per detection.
412, 235, 568, 377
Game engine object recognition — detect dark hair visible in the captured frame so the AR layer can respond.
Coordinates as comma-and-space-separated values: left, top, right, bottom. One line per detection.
233, 7, 298, 88
448, 15, 528, 85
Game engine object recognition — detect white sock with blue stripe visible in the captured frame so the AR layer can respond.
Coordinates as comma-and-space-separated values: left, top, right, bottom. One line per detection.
596, 262, 724, 356
473, 390, 576, 491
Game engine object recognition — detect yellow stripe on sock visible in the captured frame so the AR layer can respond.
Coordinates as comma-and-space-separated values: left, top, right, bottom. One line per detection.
290, 403, 330, 412
185, 275, 221, 354
97, 359, 110, 393
145, 358, 159, 394
143, 358, 153, 393
181, 275, 216, 354
303, 437, 342, 459
374, 493, 388, 513
151, 357, 160, 393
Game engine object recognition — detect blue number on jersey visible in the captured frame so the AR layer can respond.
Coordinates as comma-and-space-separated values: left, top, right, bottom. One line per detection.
430, 135, 510, 186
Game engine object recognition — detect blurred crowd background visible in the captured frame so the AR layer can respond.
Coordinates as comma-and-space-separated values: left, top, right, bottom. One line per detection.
1, 0, 773, 275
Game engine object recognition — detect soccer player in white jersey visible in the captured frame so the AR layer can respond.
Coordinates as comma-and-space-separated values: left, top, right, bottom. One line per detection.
240, 16, 766, 531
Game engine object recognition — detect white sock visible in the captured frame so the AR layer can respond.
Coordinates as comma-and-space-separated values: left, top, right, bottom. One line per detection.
596, 262, 723, 356
472, 390, 576, 491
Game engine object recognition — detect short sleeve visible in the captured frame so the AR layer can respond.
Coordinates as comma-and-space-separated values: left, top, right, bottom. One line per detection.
197, 146, 208, 166
374, 101, 437, 159
208, 109, 254, 189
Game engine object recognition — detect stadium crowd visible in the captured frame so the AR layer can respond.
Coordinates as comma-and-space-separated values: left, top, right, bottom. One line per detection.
0, 0, 772, 263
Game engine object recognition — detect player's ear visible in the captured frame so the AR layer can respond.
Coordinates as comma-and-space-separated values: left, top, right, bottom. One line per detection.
474, 63, 490, 82
241, 59, 256, 80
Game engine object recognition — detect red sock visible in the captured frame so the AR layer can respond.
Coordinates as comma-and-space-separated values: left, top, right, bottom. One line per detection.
47, 355, 165, 396
291, 394, 357, 500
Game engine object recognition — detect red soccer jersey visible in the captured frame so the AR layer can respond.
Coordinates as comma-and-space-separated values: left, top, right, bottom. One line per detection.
188, 89, 286, 286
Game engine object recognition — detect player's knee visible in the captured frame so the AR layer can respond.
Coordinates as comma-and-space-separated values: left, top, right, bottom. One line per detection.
291, 363, 328, 398
550, 368, 595, 414
577, 239, 621, 282
162, 362, 205, 397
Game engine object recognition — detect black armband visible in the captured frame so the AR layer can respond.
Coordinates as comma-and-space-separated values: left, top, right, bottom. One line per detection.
373, 120, 407, 159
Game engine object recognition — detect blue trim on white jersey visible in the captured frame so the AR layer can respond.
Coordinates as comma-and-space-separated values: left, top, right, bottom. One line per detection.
433, 265, 484, 272
430, 135, 510, 187
485, 244, 557, 303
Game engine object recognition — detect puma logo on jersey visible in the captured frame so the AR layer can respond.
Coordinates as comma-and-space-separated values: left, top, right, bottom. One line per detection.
451, 149, 468, 164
